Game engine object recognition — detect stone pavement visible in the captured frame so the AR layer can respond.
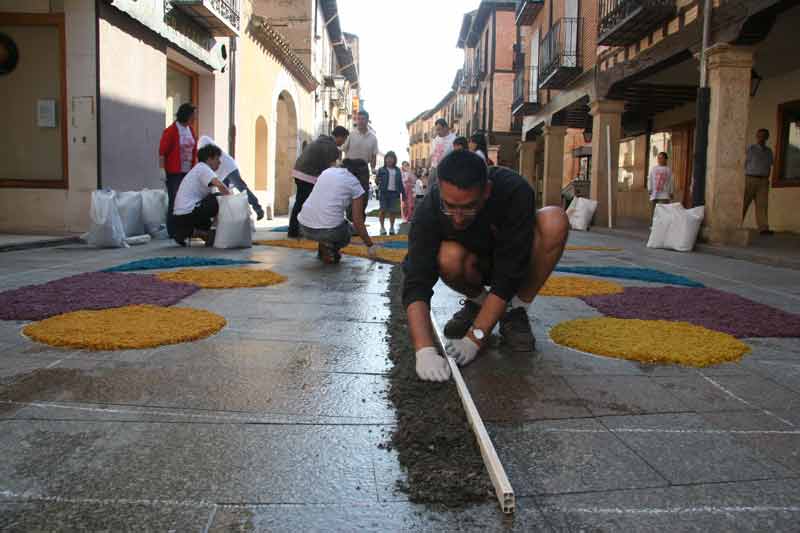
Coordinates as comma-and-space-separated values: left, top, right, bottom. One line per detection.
0, 222, 799, 531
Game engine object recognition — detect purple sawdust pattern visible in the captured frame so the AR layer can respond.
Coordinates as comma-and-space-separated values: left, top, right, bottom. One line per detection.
582, 286, 800, 338
0, 272, 199, 321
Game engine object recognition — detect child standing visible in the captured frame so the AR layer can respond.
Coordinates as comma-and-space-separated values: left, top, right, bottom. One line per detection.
647, 151, 674, 220
376, 151, 407, 235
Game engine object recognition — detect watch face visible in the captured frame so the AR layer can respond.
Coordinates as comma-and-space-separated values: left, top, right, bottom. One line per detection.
473, 328, 485, 340
0, 33, 19, 75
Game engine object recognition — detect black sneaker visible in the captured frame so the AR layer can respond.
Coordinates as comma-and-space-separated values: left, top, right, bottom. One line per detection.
443, 300, 481, 339
499, 307, 536, 352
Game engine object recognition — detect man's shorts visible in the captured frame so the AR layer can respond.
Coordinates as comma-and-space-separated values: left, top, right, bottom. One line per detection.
379, 192, 401, 214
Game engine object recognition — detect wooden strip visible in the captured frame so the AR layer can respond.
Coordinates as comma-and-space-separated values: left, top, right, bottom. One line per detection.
429, 310, 515, 514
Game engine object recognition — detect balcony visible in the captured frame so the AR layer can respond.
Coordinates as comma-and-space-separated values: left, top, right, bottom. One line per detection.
516, 0, 544, 26
170, 0, 240, 36
598, 0, 675, 46
475, 48, 486, 81
539, 18, 582, 90
512, 66, 540, 117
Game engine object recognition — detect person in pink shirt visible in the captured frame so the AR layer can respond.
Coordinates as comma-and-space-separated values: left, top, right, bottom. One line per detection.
401, 161, 416, 222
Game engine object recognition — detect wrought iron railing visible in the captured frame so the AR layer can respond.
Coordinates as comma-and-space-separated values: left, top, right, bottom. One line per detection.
539, 18, 581, 84
513, 66, 539, 110
171, 0, 240, 31
599, 0, 670, 38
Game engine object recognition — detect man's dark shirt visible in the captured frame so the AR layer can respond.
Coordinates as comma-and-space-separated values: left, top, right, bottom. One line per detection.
402, 166, 536, 308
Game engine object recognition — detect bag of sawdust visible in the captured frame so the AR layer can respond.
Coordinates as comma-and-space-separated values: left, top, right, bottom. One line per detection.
86, 190, 128, 248
115, 191, 144, 238
566, 197, 598, 231
214, 192, 252, 249
141, 188, 168, 237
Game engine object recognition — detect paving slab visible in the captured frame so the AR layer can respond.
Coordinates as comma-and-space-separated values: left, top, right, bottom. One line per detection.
654, 374, 800, 412
208, 498, 551, 532
0, 501, 214, 532
0, 420, 382, 505
490, 419, 667, 496
0, 360, 392, 420
565, 375, 691, 416
538, 478, 800, 533
601, 413, 794, 484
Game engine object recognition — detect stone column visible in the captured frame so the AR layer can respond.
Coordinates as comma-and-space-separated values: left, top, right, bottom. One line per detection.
518, 140, 538, 189
703, 44, 754, 246
542, 125, 567, 207
589, 99, 625, 227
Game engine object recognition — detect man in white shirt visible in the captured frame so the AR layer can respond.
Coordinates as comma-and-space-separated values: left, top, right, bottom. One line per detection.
298, 159, 378, 264
428, 118, 457, 190
647, 151, 674, 221
173, 144, 231, 246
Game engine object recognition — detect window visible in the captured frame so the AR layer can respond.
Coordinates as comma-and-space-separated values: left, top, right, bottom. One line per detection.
618, 138, 637, 191
166, 61, 198, 131
774, 100, 800, 187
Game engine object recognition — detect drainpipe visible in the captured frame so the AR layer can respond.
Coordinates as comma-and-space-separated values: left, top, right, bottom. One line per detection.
228, 36, 237, 158
691, 0, 712, 207
95, 0, 102, 189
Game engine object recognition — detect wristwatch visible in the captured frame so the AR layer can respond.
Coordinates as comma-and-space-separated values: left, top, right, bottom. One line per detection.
471, 328, 485, 341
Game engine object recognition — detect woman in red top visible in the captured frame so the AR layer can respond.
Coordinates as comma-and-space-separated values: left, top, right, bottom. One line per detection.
159, 103, 197, 238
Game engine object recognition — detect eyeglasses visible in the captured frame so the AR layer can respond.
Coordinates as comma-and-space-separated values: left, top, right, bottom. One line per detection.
440, 197, 480, 217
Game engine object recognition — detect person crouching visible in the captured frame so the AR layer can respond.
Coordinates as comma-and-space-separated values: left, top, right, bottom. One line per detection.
172, 144, 232, 247
298, 158, 379, 264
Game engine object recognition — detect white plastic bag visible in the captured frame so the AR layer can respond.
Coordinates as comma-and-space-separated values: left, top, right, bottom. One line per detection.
214, 193, 252, 249
87, 190, 128, 248
141, 189, 168, 237
647, 203, 704, 252
115, 191, 144, 238
665, 205, 704, 252
566, 197, 598, 231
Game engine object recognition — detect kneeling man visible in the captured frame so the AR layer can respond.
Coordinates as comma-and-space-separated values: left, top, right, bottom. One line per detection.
403, 150, 569, 381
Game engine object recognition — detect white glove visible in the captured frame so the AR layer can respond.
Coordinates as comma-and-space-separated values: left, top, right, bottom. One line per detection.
415, 347, 451, 382
445, 337, 480, 367
367, 244, 379, 260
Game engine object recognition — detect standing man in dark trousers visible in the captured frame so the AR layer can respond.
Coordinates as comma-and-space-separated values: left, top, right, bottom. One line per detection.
742, 128, 775, 235
403, 151, 569, 382
288, 126, 349, 238
159, 103, 197, 239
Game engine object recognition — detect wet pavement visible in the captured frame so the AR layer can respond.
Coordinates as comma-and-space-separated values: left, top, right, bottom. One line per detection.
0, 219, 799, 531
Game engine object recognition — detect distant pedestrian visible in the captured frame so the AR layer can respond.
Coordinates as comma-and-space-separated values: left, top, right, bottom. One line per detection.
197, 136, 264, 221
647, 151, 674, 220
428, 118, 456, 190
288, 126, 349, 238
453, 136, 468, 152
159, 103, 197, 238
743, 128, 774, 235
414, 171, 426, 206
342, 110, 379, 219
376, 151, 406, 235
402, 160, 416, 222
469, 133, 493, 165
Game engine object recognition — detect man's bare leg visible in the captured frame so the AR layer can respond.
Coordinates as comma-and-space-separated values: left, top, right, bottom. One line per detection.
517, 206, 570, 302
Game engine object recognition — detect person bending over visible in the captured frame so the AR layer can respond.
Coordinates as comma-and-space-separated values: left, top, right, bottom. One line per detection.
298, 158, 379, 264
197, 136, 264, 220
172, 144, 231, 247
289, 126, 350, 237
403, 150, 569, 381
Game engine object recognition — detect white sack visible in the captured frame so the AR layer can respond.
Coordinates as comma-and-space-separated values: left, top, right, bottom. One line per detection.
141, 189, 168, 237
664, 205, 705, 252
214, 193, 252, 249
87, 190, 128, 248
566, 197, 598, 231
115, 191, 144, 238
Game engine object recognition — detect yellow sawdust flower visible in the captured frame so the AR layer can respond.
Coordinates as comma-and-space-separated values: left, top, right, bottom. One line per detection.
23, 304, 226, 351
550, 317, 750, 367
157, 268, 287, 289
539, 275, 624, 297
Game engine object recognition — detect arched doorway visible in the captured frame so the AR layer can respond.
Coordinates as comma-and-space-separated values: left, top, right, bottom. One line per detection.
255, 116, 268, 191
274, 91, 298, 215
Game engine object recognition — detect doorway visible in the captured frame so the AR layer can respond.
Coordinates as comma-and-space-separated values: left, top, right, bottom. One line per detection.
274, 91, 298, 215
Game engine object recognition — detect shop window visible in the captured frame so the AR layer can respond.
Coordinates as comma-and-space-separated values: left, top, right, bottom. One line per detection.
774, 100, 800, 188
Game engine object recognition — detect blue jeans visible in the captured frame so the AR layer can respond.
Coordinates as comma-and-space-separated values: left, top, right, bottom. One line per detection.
300, 221, 351, 251
223, 169, 263, 215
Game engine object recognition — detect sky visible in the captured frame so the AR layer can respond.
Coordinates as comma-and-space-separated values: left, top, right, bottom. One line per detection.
336, 0, 481, 160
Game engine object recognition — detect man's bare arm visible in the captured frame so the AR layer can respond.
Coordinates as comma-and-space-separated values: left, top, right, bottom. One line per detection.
407, 301, 436, 351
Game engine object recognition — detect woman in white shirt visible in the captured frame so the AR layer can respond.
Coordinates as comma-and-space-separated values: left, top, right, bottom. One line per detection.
298, 159, 378, 264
